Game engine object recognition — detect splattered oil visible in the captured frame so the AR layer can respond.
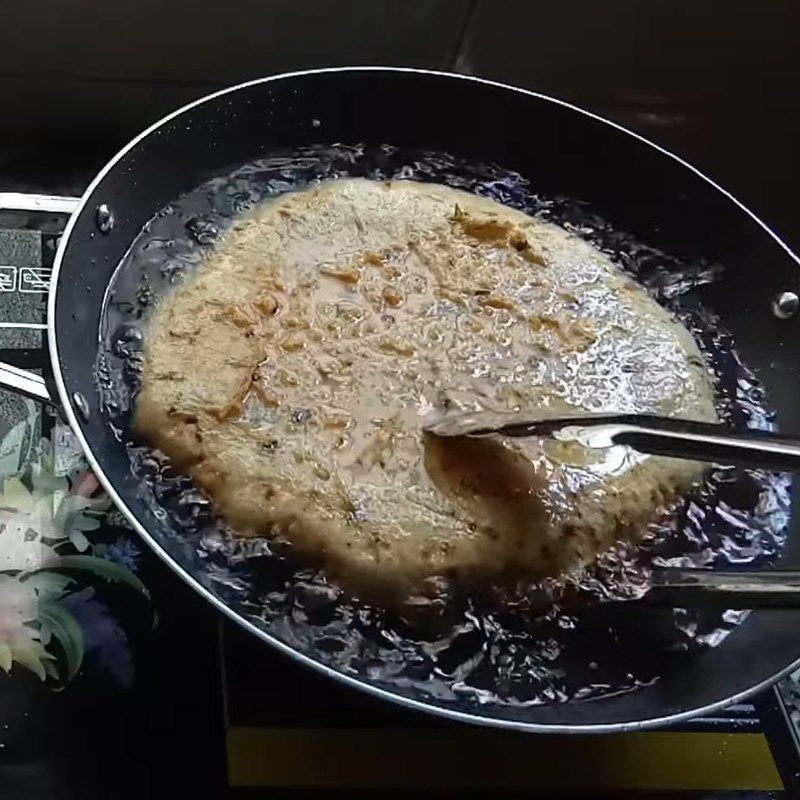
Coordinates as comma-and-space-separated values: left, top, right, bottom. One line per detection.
96, 145, 790, 710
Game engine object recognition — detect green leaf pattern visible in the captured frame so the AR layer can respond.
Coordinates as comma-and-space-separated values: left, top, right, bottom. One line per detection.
37, 600, 86, 680
0, 420, 150, 684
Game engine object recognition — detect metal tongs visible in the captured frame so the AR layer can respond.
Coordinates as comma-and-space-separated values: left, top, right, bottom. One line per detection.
424, 412, 800, 473
425, 411, 800, 607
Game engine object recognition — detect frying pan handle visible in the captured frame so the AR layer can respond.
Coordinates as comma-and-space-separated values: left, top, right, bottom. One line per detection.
0, 192, 81, 406
0, 362, 53, 404
0, 193, 81, 214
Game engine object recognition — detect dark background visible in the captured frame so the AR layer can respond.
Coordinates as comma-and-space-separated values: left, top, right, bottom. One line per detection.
0, 0, 797, 248
0, 2, 797, 797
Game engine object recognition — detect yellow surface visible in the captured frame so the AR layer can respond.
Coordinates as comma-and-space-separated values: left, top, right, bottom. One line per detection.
227, 727, 783, 790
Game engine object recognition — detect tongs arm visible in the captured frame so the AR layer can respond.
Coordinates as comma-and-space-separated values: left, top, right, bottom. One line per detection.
426, 413, 800, 472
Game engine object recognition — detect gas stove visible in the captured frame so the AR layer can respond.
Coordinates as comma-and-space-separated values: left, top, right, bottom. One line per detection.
1, 165, 799, 798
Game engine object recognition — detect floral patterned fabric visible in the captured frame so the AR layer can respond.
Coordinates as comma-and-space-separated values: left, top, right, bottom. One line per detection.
0, 417, 150, 685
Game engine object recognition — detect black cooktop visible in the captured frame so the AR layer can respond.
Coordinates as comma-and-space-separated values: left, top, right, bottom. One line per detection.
1, 158, 799, 800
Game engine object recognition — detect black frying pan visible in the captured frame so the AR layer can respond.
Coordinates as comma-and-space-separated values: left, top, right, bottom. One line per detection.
1, 68, 799, 732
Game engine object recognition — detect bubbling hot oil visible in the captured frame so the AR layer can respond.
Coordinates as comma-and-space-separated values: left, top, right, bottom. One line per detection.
97, 145, 790, 708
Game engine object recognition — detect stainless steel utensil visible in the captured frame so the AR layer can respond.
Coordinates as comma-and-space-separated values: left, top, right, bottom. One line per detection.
427, 412, 800, 607
425, 412, 800, 473
647, 568, 800, 608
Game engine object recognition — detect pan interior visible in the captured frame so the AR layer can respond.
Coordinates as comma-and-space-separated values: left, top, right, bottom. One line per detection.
95, 144, 790, 713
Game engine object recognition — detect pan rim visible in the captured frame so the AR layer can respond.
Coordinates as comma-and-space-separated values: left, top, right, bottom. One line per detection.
47, 65, 800, 733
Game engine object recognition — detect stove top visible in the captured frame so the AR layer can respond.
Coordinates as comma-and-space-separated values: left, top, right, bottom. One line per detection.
1, 180, 799, 798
